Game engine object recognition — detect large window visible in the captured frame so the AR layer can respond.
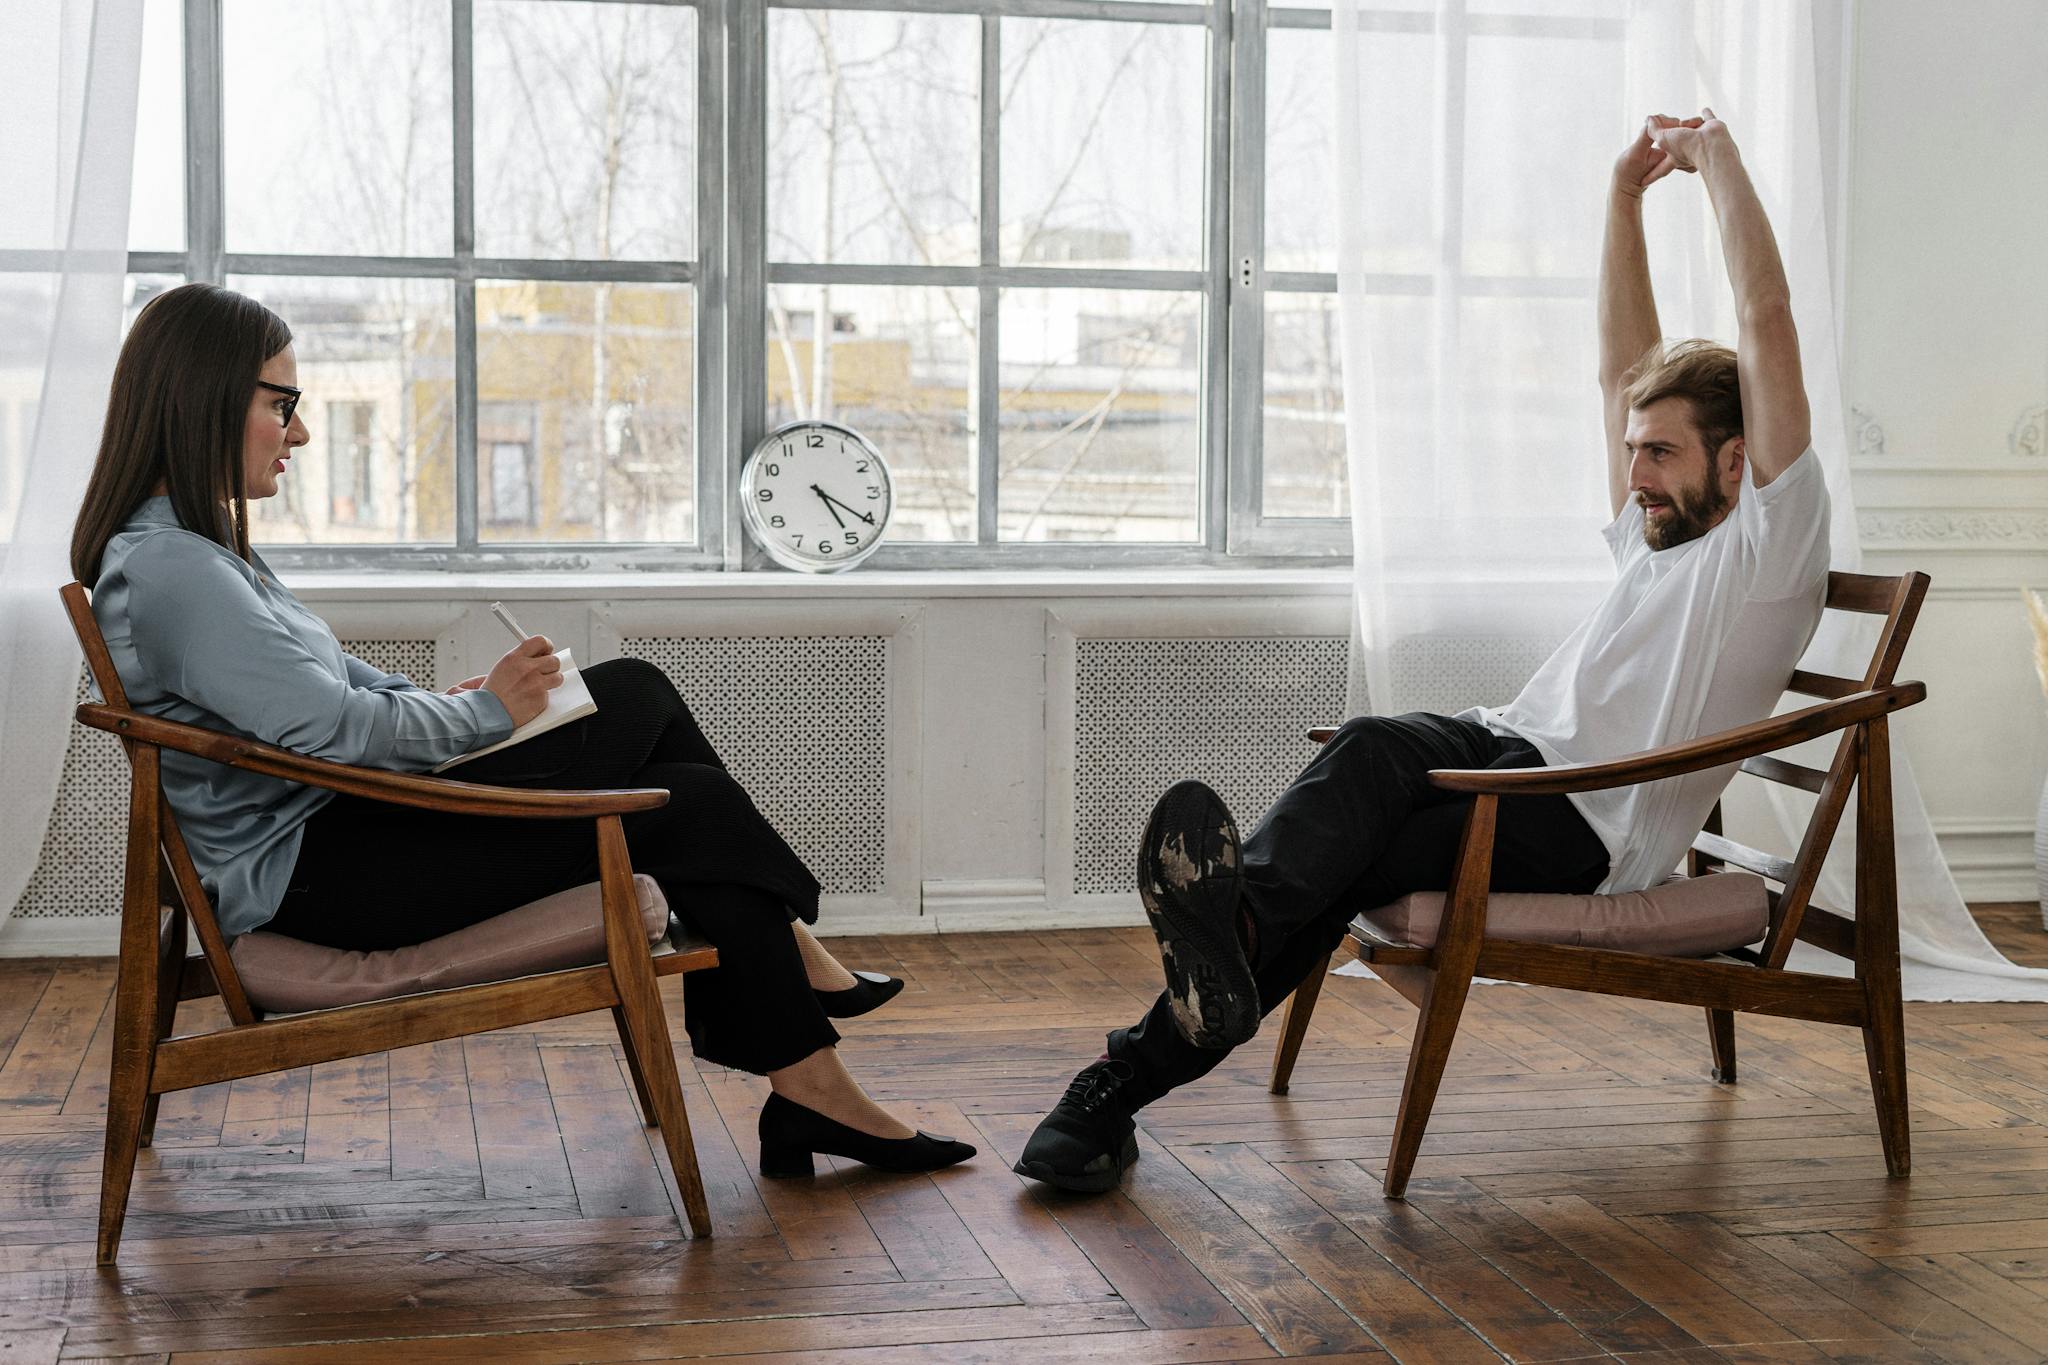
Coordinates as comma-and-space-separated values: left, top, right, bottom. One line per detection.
129, 0, 1624, 569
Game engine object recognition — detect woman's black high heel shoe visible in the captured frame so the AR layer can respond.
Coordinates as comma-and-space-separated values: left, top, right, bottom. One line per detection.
757, 1091, 975, 1178
814, 970, 905, 1019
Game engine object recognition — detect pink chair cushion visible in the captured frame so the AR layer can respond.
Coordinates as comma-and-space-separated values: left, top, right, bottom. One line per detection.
1357, 872, 1768, 958
230, 875, 670, 1014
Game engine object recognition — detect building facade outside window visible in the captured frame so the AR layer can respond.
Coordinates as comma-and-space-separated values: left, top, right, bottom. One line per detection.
114, 0, 1626, 571
327, 400, 376, 526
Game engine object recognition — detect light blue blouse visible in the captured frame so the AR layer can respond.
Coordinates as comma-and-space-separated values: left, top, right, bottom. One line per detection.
90, 497, 514, 936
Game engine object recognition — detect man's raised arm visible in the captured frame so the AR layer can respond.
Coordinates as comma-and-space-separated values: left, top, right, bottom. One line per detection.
1654, 110, 1812, 488
1600, 122, 1681, 517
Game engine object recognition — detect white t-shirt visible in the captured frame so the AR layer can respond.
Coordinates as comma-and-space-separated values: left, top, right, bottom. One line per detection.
1460, 447, 1831, 894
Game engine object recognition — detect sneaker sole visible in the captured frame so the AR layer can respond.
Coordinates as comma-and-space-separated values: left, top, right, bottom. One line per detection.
1012, 1132, 1141, 1193
1138, 780, 1259, 1049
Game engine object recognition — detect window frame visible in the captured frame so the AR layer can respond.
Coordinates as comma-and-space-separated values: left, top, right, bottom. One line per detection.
144, 0, 728, 573
133, 0, 1624, 572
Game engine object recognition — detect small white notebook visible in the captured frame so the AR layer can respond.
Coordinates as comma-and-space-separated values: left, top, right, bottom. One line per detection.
433, 649, 597, 772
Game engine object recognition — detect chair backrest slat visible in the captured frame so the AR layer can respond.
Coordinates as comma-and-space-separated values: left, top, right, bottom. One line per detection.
59, 582, 260, 1024
1823, 571, 1905, 615
1738, 755, 1827, 794
1787, 669, 1859, 699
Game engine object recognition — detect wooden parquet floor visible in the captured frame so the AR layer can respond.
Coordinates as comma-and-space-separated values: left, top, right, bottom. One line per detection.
4, 910, 2048, 1363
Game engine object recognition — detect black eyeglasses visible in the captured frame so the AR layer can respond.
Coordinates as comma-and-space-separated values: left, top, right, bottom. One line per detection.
256, 380, 302, 428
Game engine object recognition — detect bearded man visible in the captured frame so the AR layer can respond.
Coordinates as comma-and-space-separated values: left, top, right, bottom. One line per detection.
1016, 110, 1833, 1193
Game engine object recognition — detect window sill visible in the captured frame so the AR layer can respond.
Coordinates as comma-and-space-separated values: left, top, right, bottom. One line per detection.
283, 566, 1358, 602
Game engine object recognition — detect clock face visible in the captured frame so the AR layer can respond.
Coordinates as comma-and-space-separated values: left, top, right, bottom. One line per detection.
742, 421, 894, 572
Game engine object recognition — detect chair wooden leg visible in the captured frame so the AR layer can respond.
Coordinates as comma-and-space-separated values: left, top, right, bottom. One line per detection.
140, 910, 189, 1149
1384, 962, 1477, 1199
1706, 1008, 1736, 1084
612, 1005, 660, 1127
1383, 796, 1495, 1200
1862, 984, 1910, 1177
597, 818, 712, 1237
102, 753, 166, 1265
1268, 950, 1331, 1096
1856, 719, 1911, 1178
99, 1024, 152, 1266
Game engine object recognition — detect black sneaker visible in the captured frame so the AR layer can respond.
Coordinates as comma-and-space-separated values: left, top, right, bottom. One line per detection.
1012, 1060, 1142, 1193
1138, 780, 1259, 1049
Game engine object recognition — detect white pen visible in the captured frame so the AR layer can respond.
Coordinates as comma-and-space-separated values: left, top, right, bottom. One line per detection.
489, 601, 532, 644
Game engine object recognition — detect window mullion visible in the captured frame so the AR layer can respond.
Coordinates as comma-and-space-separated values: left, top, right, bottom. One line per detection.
186, 0, 225, 284
976, 13, 1000, 546
697, 0, 730, 562
729, 0, 770, 568
1201, 0, 1234, 555
452, 0, 479, 552
1225, 0, 1264, 551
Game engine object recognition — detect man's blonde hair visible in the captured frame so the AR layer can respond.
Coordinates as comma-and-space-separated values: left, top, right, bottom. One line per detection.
1623, 339, 1744, 460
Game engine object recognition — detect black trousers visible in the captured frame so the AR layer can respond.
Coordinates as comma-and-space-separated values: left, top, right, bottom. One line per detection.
267, 658, 838, 1074
1107, 712, 1612, 1108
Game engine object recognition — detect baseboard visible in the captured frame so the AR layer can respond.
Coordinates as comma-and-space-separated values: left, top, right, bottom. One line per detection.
922, 880, 1149, 933
805, 897, 934, 937
1934, 822, 2036, 904
1948, 870, 2038, 903
0, 917, 119, 957
0, 892, 1143, 955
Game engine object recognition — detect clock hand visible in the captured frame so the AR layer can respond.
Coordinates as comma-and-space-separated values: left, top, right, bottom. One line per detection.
817, 489, 877, 525
810, 484, 848, 530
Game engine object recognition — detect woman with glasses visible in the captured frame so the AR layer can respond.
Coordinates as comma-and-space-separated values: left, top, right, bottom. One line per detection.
70, 282, 970, 1178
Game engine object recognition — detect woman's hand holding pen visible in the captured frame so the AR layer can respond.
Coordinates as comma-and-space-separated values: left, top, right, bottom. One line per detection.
483, 636, 561, 726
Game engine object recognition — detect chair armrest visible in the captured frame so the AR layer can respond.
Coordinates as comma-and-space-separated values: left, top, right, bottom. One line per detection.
76, 703, 669, 819
1415, 683, 1924, 796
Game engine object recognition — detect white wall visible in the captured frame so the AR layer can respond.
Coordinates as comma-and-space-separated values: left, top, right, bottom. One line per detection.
1822, 0, 2048, 899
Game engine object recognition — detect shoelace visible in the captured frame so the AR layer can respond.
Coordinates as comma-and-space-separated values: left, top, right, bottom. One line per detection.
1061, 1062, 1133, 1116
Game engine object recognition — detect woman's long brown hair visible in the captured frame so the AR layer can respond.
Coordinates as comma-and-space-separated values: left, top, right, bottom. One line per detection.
70, 283, 293, 584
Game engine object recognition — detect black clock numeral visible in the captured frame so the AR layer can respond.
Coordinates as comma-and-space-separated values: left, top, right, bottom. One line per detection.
780, 443, 791, 458
854, 460, 869, 473
866, 486, 880, 499
818, 539, 834, 553
769, 514, 785, 528
806, 433, 824, 448
792, 534, 803, 547
844, 531, 858, 546
765, 462, 779, 476
756, 488, 772, 501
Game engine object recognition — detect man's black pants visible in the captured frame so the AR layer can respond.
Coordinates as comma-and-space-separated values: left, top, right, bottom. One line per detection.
1106, 712, 1611, 1108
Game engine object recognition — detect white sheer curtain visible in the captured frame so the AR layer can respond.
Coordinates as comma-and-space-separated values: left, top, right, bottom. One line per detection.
0, 1, 144, 932
1332, 0, 2048, 1000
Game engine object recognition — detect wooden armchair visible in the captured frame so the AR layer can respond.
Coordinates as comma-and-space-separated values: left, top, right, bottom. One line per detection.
59, 583, 720, 1264
1267, 570, 1931, 1197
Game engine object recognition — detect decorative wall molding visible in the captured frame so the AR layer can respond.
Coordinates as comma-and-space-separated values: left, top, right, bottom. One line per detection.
1858, 509, 2048, 549
2013, 406, 2048, 460
1850, 404, 1888, 456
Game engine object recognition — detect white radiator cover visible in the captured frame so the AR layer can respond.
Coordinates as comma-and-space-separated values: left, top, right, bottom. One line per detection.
622, 635, 890, 896
1048, 604, 1560, 907
1069, 636, 1347, 895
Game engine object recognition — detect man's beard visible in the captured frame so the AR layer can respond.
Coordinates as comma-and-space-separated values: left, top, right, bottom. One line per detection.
1639, 468, 1730, 550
